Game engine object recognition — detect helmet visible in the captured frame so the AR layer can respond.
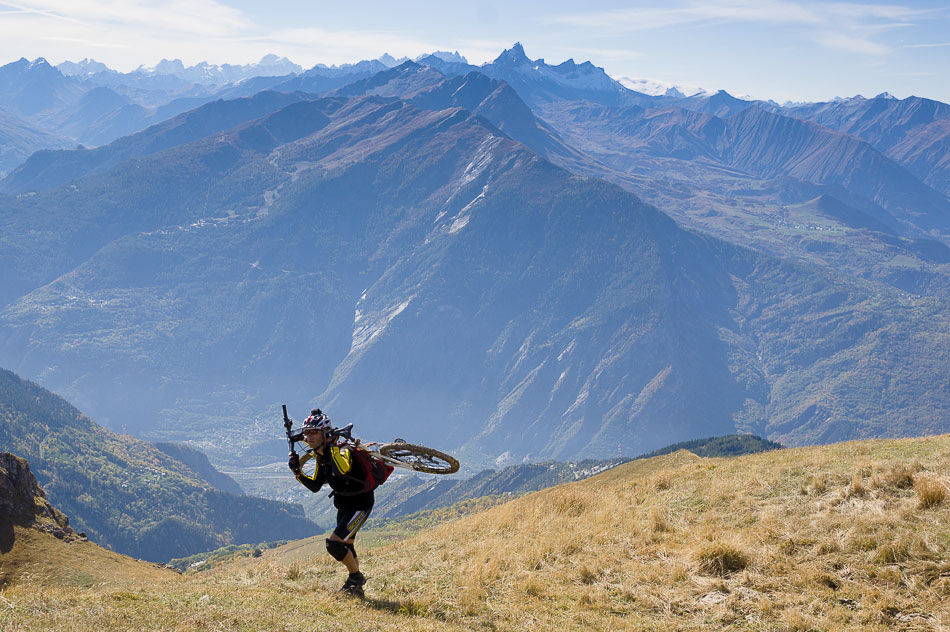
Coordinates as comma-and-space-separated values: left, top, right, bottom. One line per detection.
301, 408, 331, 433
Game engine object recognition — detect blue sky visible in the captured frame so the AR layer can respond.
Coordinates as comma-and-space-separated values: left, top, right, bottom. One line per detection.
0, 0, 948, 103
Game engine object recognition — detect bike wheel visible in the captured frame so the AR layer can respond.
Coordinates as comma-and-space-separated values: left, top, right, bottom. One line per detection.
378, 443, 459, 474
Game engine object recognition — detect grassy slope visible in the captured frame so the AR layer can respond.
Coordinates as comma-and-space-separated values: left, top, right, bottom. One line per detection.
3, 435, 950, 631
0, 527, 175, 589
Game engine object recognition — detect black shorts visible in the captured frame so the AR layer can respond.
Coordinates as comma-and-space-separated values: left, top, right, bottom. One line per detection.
333, 507, 371, 540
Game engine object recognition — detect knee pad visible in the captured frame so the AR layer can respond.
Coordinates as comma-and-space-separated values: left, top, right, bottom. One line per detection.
326, 538, 348, 561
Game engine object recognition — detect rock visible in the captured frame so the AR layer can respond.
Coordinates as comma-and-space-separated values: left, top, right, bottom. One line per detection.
699, 591, 729, 605
0, 453, 78, 543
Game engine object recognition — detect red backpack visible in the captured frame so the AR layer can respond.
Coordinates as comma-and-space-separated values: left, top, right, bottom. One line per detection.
336, 445, 393, 495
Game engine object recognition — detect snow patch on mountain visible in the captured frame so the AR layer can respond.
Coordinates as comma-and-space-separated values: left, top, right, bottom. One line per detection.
617, 74, 714, 98
448, 185, 488, 234
617, 76, 674, 96
460, 135, 502, 185
350, 296, 415, 353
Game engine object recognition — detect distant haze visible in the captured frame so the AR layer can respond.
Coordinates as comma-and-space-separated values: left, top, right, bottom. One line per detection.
0, 0, 948, 103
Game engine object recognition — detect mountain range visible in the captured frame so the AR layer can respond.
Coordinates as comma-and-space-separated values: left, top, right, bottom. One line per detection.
1, 44, 948, 478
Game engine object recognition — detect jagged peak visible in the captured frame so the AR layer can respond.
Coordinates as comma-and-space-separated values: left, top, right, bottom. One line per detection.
414, 50, 468, 65
874, 91, 897, 100
57, 58, 112, 76
380, 53, 412, 67
153, 58, 186, 74
494, 42, 530, 65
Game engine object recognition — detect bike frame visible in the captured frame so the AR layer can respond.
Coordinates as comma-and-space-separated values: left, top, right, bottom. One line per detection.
326, 425, 416, 471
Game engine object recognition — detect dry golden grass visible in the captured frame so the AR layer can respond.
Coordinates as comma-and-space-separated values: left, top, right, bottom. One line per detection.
914, 473, 948, 509
4, 437, 950, 631
694, 541, 751, 577
0, 527, 173, 590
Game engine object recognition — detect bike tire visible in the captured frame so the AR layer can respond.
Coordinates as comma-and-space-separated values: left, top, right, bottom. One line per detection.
378, 442, 459, 474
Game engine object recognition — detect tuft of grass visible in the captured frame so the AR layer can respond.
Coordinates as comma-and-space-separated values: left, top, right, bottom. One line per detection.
882, 463, 918, 490
577, 564, 602, 585
521, 576, 544, 597
872, 542, 909, 565
284, 561, 301, 581
654, 472, 673, 491
847, 471, 867, 498
914, 475, 947, 509
649, 506, 671, 533
849, 534, 879, 552
695, 542, 750, 577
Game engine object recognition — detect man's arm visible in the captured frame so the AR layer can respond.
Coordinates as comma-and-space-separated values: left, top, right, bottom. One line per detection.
291, 452, 326, 493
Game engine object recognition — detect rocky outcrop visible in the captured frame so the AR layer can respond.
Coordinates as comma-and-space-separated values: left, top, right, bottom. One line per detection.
0, 452, 83, 552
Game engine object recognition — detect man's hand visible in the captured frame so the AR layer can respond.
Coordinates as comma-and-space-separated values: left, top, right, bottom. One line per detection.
288, 452, 300, 474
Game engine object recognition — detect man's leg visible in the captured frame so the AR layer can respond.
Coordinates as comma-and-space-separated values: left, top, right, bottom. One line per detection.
327, 532, 359, 574
329, 508, 371, 595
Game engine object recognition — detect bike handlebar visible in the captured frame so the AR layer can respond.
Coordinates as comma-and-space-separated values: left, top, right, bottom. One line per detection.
282, 404, 296, 457
281, 404, 354, 449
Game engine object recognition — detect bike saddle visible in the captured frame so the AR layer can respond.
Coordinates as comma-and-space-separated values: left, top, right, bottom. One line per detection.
337, 423, 354, 438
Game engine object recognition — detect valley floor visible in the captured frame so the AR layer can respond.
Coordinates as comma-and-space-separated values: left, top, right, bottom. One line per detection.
3, 435, 950, 631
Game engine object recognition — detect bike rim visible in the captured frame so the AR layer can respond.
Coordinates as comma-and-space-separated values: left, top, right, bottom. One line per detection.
382, 448, 455, 472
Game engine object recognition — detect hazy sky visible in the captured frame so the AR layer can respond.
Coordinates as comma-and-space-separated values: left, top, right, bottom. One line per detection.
1, 0, 948, 103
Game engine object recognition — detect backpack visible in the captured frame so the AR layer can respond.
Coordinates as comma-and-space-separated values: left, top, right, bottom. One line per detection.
353, 445, 394, 493
331, 444, 394, 495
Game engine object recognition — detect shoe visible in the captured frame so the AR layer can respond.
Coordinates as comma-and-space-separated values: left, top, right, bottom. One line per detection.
339, 583, 364, 598
340, 572, 366, 598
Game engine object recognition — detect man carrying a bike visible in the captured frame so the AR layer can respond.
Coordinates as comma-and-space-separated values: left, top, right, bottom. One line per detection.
288, 409, 373, 597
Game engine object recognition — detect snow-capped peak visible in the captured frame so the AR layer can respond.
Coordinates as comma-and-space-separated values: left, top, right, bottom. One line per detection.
414, 50, 469, 65
57, 58, 111, 76
618, 76, 671, 96
617, 76, 708, 98
379, 53, 411, 67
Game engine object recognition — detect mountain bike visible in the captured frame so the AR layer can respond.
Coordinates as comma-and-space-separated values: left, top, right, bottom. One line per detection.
281, 405, 459, 474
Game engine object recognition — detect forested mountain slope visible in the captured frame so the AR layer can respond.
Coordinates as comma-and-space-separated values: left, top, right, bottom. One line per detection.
0, 368, 317, 561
